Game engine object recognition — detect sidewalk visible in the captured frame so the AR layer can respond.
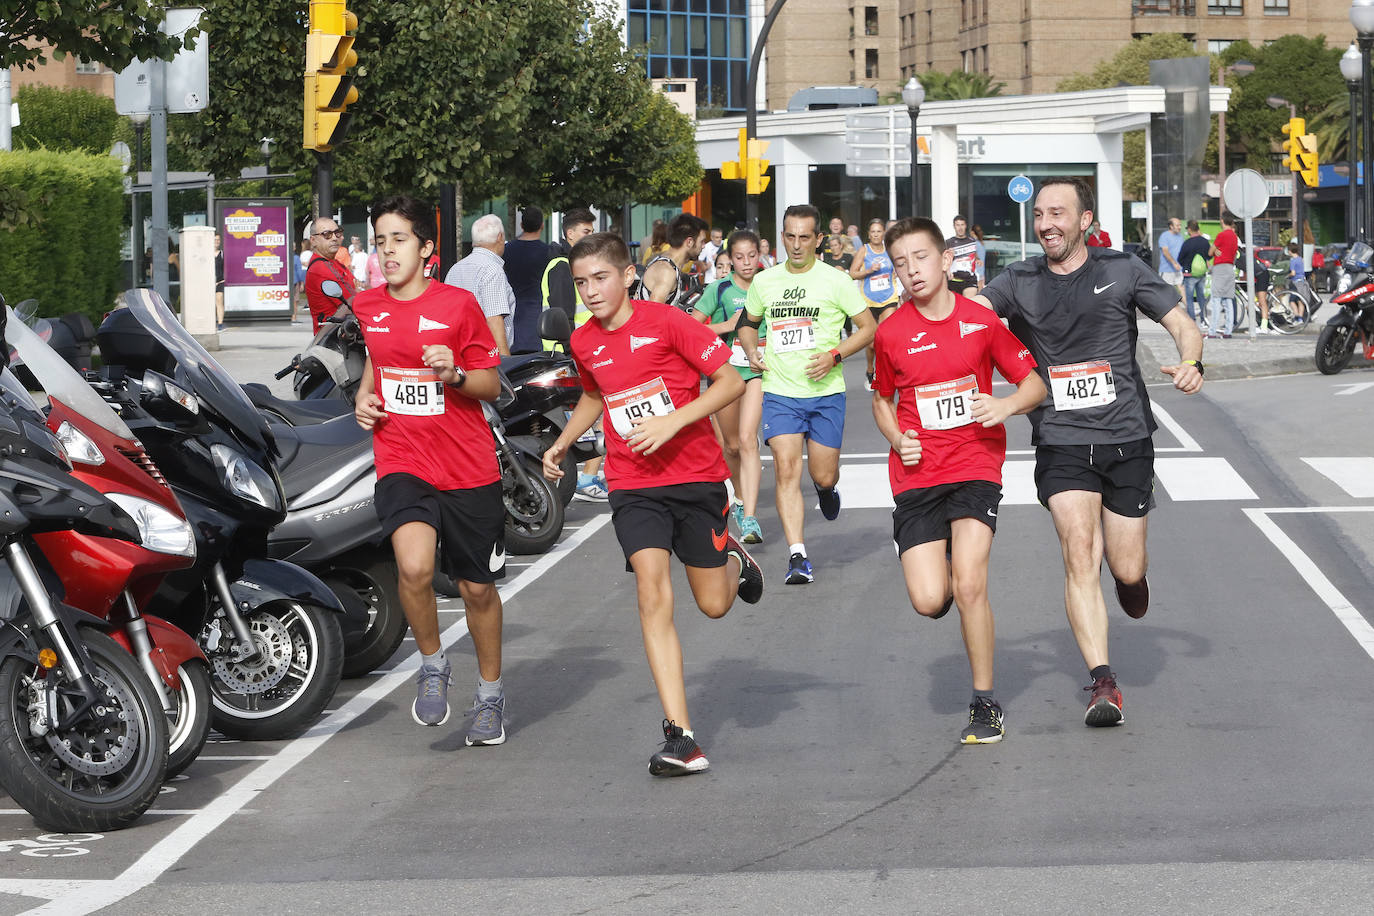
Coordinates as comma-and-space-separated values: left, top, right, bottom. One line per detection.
206, 320, 316, 398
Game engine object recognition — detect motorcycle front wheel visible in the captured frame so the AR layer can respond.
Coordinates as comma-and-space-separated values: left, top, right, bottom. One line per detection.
504, 456, 565, 555
0, 630, 168, 832
166, 660, 213, 778
1315, 324, 1357, 375
204, 600, 344, 741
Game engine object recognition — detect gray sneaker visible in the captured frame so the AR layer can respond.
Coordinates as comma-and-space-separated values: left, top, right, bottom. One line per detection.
411, 661, 452, 727
466, 693, 507, 746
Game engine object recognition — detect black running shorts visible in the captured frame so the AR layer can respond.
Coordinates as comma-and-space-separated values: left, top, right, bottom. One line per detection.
375, 474, 506, 584
892, 480, 1002, 555
1033, 438, 1155, 518
608, 481, 730, 570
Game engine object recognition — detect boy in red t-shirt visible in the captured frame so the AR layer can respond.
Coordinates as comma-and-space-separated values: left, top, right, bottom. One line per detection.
353, 195, 511, 746
542, 233, 763, 777
871, 217, 1045, 745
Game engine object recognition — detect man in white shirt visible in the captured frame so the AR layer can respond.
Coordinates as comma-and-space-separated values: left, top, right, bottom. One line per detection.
443, 214, 514, 355
349, 236, 369, 290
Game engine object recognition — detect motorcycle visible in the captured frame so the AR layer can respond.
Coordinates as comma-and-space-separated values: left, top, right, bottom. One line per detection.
6, 310, 211, 777
277, 280, 365, 402
0, 359, 169, 832
94, 289, 352, 741
1316, 241, 1374, 375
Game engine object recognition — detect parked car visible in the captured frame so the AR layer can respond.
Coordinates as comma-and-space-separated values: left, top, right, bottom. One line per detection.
1312, 243, 1349, 293
1253, 246, 1285, 268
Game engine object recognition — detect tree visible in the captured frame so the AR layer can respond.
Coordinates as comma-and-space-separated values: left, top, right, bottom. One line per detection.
917, 70, 1004, 101
1220, 36, 1344, 172
12, 87, 122, 155
1, 1, 192, 71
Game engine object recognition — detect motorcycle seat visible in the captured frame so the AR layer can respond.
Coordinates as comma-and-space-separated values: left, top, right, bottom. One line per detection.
242, 382, 351, 427
272, 415, 375, 502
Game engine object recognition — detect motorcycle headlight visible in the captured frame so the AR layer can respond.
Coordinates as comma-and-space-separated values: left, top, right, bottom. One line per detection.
104, 492, 196, 557
55, 420, 104, 466
210, 443, 281, 511
1337, 272, 1354, 294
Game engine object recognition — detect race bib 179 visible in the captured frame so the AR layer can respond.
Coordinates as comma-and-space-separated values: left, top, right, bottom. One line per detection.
913, 374, 978, 430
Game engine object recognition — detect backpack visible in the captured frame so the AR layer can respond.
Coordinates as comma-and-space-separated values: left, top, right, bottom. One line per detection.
1189, 252, 1207, 278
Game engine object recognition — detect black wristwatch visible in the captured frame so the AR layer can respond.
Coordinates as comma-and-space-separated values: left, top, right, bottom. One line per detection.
1182, 358, 1204, 377
451, 365, 467, 387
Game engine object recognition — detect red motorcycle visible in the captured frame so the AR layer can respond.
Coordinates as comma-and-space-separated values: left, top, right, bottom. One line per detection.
8, 312, 212, 776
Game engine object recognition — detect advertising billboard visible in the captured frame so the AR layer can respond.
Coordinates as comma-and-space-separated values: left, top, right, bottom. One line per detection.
217, 198, 295, 318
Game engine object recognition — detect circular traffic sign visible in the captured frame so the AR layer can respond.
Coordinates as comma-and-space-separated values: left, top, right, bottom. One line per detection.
1008, 175, 1033, 204
1223, 168, 1269, 220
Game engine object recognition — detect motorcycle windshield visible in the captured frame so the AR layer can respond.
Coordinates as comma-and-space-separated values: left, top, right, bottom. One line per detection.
1347, 242, 1372, 271
5, 305, 135, 441
115, 289, 274, 453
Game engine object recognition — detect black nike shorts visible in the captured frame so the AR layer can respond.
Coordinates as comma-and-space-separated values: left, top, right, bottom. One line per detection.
608, 481, 730, 571
892, 481, 1002, 555
375, 474, 506, 584
1034, 438, 1156, 518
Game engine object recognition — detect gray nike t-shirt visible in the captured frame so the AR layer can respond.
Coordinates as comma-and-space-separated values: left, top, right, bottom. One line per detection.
981, 248, 1180, 445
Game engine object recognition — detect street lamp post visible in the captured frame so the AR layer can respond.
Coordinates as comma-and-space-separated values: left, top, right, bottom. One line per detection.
1268, 95, 1301, 244
260, 137, 276, 196
1342, 41, 1363, 242
1216, 60, 1254, 214
1351, 0, 1374, 242
131, 112, 150, 287
901, 77, 925, 218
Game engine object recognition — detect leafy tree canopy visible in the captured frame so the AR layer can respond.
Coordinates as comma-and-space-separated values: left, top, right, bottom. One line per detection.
1220, 35, 1344, 172
917, 69, 1004, 101
1, 1, 193, 71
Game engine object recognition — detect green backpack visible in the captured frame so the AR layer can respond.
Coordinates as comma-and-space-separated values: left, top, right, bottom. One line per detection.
1190, 252, 1207, 277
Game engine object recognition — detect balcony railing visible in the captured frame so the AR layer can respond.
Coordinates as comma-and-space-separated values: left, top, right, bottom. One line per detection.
1132, 0, 1197, 14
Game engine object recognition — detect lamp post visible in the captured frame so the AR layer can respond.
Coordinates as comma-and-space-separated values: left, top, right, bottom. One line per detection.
259, 137, 276, 196
131, 112, 150, 287
1268, 95, 1301, 244
1342, 41, 1363, 242
1351, 0, 1374, 241
1216, 60, 1254, 214
901, 77, 925, 218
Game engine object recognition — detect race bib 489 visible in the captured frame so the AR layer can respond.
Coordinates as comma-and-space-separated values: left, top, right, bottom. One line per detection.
381, 366, 444, 416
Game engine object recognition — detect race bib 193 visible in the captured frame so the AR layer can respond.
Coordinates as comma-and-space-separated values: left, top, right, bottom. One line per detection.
771, 316, 815, 353
913, 374, 978, 430
381, 366, 444, 416
729, 338, 765, 368
605, 376, 676, 438
1048, 360, 1115, 411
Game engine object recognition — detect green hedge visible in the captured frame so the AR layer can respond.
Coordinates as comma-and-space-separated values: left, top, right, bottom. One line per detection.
0, 149, 124, 323
12, 86, 123, 156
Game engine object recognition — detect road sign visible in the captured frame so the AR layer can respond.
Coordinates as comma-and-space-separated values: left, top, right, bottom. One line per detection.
1223, 168, 1269, 220
1008, 175, 1033, 203
114, 8, 209, 115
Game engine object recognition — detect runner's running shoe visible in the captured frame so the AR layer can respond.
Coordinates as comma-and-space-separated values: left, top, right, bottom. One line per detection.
465, 693, 507, 746
1114, 575, 1149, 619
815, 483, 842, 520
1084, 674, 1124, 727
785, 552, 814, 585
412, 660, 452, 727
960, 697, 1005, 744
725, 532, 764, 604
932, 595, 953, 619
740, 515, 763, 544
731, 500, 746, 533
649, 719, 709, 776
575, 474, 609, 502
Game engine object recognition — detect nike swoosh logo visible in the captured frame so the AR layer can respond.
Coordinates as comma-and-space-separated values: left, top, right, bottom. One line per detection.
1093, 283, 1116, 295
986, 508, 997, 518
1137, 501, 1148, 510
711, 527, 728, 552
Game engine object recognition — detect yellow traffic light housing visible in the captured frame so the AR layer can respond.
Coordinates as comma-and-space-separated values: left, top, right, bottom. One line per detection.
720, 128, 747, 181
1280, 117, 1306, 174
1296, 132, 1320, 188
303, 0, 359, 152
746, 138, 771, 195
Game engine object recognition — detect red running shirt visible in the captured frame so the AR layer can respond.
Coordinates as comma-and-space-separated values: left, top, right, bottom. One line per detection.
1212, 228, 1238, 265
571, 301, 731, 492
873, 295, 1038, 494
353, 280, 501, 490
305, 253, 356, 332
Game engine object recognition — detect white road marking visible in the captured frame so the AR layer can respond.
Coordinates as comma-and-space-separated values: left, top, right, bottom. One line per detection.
14, 515, 612, 915
1151, 403, 1203, 452
1153, 457, 1257, 501
1302, 457, 1374, 497
1245, 507, 1374, 660
1333, 382, 1374, 396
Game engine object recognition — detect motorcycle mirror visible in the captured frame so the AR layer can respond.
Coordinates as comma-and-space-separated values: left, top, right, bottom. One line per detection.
320, 280, 343, 298
539, 307, 572, 345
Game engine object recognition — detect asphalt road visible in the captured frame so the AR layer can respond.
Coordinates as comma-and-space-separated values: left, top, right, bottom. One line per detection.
3, 342, 1374, 914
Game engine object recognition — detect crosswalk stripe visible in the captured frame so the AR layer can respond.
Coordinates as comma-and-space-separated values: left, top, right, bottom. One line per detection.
1152, 457, 1257, 501
1301, 457, 1374, 498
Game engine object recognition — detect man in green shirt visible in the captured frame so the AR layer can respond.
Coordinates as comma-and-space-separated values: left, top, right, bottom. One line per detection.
737, 204, 876, 584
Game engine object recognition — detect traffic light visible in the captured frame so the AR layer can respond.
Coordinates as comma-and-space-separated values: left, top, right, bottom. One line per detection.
720, 128, 747, 181
1280, 117, 1306, 175
303, 0, 359, 152
746, 138, 771, 195
1296, 132, 1320, 188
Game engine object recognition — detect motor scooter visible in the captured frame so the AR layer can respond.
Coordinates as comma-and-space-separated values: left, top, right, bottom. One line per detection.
1317, 240, 1374, 374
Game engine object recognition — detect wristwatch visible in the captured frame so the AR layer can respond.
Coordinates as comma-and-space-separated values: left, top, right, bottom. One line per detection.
1182, 358, 1204, 376
451, 365, 468, 387
830, 348, 843, 365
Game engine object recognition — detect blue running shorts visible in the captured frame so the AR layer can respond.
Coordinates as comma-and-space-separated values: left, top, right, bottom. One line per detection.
760, 392, 846, 449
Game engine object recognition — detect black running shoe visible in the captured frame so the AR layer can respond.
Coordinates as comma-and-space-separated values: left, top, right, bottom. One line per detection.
725, 532, 764, 604
648, 719, 709, 776
815, 483, 841, 520
1114, 575, 1149, 619
960, 697, 1005, 744
933, 595, 953, 619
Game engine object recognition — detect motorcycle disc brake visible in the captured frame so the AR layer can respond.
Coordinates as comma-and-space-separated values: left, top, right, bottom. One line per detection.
206, 611, 294, 695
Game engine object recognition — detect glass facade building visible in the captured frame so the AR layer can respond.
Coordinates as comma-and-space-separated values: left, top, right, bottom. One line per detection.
625, 0, 752, 114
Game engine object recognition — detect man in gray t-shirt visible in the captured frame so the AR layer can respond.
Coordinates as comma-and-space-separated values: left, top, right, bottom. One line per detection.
972, 177, 1204, 730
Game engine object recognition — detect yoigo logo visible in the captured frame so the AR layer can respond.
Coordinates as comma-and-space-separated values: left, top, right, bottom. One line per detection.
0, 833, 105, 857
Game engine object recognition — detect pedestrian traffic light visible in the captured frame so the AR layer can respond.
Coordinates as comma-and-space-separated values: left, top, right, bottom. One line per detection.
1280, 117, 1306, 175
746, 138, 771, 195
303, 0, 359, 152
1297, 132, 1320, 188
720, 128, 748, 182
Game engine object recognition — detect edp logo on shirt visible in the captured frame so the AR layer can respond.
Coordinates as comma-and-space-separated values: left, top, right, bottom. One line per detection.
780, 286, 808, 301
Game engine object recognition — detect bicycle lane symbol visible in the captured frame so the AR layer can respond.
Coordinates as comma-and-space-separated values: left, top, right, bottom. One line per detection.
0, 833, 104, 857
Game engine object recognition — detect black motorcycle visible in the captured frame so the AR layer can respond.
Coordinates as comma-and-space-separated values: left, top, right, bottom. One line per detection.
94, 290, 355, 740
277, 280, 365, 402
1317, 241, 1374, 375
0, 363, 169, 832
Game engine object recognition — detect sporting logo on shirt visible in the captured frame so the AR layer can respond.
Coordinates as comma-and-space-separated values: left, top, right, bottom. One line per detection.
593, 345, 607, 355
418, 316, 450, 331
1093, 282, 1116, 295
629, 335, 659, 352
959, 321, 987, 338
365, 325, 391, 333
376, 312, 390, 321
911, 333, 928, 343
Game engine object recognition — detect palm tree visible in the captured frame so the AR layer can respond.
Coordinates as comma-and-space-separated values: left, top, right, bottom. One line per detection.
917, 70, 1005, 101
1312, 93, 1352, 163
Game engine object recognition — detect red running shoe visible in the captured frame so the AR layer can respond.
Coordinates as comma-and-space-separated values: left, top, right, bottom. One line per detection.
1084, 674, 1124, 727
648, 719, 709, 776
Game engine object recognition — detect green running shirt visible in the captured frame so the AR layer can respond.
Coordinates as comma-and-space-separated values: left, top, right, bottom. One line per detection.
743, 261, 867, 398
